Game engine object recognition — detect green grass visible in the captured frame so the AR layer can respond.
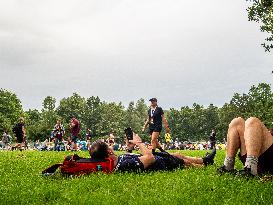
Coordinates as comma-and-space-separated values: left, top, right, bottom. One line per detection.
0, 150, 272, 205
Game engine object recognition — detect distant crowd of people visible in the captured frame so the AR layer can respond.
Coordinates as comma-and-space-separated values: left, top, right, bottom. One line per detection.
0, 117, 225, 152
0, 98, 224, 152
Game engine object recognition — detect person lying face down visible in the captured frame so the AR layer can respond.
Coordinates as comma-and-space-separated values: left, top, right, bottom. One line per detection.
89, 134, 216, 173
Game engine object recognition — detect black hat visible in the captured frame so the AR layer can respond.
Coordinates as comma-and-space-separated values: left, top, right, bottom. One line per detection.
149, 98, 157, 102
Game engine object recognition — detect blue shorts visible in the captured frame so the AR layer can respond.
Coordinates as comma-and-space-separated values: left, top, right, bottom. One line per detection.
115, 154, 144, 172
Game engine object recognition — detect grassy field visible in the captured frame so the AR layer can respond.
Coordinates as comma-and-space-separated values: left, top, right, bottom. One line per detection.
0, 150, 272, 205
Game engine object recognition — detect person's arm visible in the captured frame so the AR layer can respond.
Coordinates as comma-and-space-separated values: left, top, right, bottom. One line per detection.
162, 115, 170, 133
129, 134, 155, 168
142, 119, 149, 132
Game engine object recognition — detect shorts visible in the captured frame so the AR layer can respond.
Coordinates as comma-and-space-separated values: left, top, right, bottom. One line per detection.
71, 136, 78, 143
149, 125, 162, 135
147, 152, 184, 171
16, 136, 23, 143
239, 143, 273, 174
115, 154, 144, 172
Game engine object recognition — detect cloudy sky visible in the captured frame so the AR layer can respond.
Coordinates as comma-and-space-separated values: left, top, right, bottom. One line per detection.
0, 0, 272, 110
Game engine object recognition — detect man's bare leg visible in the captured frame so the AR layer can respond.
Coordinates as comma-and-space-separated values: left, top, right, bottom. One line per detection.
243, 117, 273, 175
217, 117, 246, 173
172, 153, 203, 164
171, 148, 216, 167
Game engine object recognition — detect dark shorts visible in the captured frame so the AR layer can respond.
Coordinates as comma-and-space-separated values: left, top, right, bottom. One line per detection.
16, 135, 23, 143
71, 136, 78, 143
149, 125, 162, 135
115, 154, 144, 172
239, 143, 273, 174
147, 152, 184, 171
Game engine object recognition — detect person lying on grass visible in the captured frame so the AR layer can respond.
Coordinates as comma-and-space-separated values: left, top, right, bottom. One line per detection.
217, 117, 273, 177
90, 133, 216, 172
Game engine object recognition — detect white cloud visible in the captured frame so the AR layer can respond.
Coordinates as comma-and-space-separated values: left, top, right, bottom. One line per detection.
0, 0, 272, 110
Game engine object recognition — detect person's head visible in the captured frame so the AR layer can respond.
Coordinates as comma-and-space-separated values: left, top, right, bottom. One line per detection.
149, 98, 158, 107
19, 117, 24, 124
89, 140, 111, 159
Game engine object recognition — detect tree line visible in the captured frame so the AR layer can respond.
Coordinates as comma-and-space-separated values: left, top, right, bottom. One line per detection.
1, 83, 273, 142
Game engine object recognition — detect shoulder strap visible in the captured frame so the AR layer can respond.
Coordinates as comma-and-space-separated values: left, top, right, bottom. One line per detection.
42, 163, 62, 175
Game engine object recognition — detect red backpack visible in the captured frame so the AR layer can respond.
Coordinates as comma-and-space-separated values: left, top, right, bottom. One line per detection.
42, 154, 115, 176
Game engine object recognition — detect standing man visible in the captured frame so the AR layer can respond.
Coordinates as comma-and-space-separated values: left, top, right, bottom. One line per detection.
12, 117, 26, 150
209, 129, 216, 149
52, 119, 65, 151
142, 98, 170, 154
69, 117, 80, 151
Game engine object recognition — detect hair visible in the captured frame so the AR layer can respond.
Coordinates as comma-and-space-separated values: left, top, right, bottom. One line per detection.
19, 117, 24, 122
89, 140, 109, 159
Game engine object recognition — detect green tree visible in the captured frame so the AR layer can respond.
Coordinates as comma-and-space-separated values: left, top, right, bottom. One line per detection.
42, 96, 56, 111
83, 96, 103, 137
98, 102, 126, 140
247, 0, 273, 51
204, 104, 220, 138
57, 93, 86, 123
246, 83, 273, 126
0, 89, 23, 133
124, 101, 139, 131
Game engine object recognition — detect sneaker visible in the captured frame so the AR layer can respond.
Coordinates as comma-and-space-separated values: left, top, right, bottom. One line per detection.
203, 148, 216, 166
236, 167, 255, 177
217, 165, 236, 174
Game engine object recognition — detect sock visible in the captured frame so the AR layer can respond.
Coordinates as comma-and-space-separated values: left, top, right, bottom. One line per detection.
223, 156, 235, 171
245, 156, 258, 175
152, 149, 156, 154
158, 147, 164, 152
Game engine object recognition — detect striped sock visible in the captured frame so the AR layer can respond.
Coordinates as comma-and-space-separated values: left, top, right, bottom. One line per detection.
224, 156, 235, 170
245, 156, 258, 175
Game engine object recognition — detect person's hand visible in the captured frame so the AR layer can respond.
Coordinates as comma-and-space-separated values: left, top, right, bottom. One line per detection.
129, 134, 142, 145
125, 138, 135, 150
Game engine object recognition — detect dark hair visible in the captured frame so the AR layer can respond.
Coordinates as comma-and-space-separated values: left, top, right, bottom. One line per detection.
89, 140, 109, 159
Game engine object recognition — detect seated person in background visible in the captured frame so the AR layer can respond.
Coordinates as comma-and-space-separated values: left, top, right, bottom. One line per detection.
217, 117, 273, 176
1, 130, 12, 149
89, 134, 216, 173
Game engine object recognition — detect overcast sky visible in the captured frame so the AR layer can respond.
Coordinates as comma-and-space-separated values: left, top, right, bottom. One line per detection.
0, 0, 272, 110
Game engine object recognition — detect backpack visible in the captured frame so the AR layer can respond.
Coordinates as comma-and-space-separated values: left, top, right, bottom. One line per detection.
42, 154, 115, 176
